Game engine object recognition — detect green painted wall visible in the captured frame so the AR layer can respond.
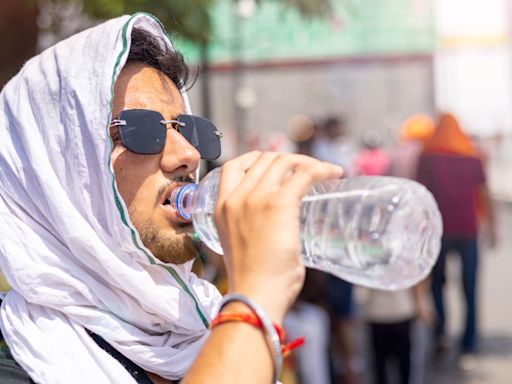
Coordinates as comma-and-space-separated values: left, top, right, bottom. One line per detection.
175, 0, 435, 64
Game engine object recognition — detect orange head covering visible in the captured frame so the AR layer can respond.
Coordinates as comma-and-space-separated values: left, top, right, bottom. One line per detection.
422, 113, 477, 156
400, 114, 435, 143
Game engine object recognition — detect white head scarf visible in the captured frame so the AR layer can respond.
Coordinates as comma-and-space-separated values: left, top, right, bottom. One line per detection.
0, 13, 221, 383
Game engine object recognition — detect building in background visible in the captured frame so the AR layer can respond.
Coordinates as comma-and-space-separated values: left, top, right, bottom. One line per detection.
434, 0, 512, 136
433, 0, 512, 201
5, 0, 512, 198
178, 0, 437, 158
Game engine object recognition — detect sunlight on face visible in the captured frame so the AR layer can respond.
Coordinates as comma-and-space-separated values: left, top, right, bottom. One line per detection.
111, 62, 201, 264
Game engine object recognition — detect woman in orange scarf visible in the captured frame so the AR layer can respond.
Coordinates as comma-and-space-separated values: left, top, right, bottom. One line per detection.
422, 113, 477, 156
417, 113, 495, 357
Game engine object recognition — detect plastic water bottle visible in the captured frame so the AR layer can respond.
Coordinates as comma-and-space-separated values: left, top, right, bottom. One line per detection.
171, 168, 443, 290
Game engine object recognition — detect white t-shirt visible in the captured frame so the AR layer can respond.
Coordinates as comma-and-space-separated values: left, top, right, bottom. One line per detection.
358, 288, 416, 323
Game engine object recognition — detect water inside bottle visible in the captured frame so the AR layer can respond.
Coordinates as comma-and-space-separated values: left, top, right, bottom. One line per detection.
299, 180, 441, 289
188, 171, 442, 290
191, 211, 223, 255
301, 191, 393, 270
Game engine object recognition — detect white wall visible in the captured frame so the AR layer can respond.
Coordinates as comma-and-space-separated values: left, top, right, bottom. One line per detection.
434, 0, 512, 136
189, 58, 435, 159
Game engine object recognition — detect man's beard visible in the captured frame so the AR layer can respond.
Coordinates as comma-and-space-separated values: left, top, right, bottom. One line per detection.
136, 219, 198, 264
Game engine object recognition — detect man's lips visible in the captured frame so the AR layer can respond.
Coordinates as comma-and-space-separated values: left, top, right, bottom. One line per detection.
159, 203, 192, 224
158, 183, 192, 223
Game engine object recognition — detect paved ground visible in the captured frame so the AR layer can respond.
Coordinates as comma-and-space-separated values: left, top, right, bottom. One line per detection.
422, 199, 512, 384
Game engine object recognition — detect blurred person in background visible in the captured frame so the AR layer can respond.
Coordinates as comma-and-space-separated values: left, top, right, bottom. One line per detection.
281, 123, 332, 384
359, 282, 433, 384
325, 273, 361, 384
284, 270, 332, 384
311, 117, 357, 177
288, 114, 317, 158
417, 113, 496, 359
0, 14, 344, 384
388, 115, 435, 179
311, 116, 361, 384
352, 130, 390, 176
356, 127, 433, 384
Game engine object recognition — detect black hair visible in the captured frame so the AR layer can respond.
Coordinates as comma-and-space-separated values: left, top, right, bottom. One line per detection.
127, 27, 194, 90
323, 117, 344, 131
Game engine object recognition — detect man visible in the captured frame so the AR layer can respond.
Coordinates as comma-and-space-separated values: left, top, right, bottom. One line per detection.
0, 14, 341, 383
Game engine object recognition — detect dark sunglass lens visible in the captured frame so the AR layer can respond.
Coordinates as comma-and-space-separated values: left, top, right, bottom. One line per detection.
196, 127, 221, 160
118, 109, 166, 154
178, 115, 221, 160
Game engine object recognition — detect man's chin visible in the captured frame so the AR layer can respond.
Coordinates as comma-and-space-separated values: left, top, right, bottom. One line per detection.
137, 221, 198, 265
173, 222, 195, 233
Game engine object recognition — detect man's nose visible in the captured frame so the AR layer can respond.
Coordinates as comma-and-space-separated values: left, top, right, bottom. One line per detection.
160, 128, 200, 175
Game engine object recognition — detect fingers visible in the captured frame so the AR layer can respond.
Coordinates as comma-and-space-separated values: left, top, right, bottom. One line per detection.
215, 151, 342, 222
280, 161, 343, 199
216, 151, 261, 205
226, 152, 281, 200
250, 154, 343, 199
211, 152, 340, 321
217, 152, 343, 208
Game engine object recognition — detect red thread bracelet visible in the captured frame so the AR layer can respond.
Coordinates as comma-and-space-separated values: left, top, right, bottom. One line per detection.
210, 312, 305, 356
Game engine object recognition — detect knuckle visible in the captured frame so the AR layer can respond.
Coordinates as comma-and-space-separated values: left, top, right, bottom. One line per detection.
222, 158, 236, 171
244, 194, 262, 211
214, 196, 239, 221
262, 196, 281, 212
273, 152, 289, 164
213, 202, 224, 221
261, 151, 278, 161
247, 150, 262, 157
296, 167, 314, 180
245, 150, 263, 163
244, 193, 277, 213
223, 198, 239, 214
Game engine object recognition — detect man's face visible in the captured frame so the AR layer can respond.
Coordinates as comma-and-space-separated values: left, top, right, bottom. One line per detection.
111, 62, 201, 264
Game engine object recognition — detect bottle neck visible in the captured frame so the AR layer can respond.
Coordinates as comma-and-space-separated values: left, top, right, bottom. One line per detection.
170, 183, 198, 221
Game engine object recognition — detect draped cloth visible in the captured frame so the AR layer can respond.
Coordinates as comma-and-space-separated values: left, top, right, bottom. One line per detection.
0, 13, 221, 383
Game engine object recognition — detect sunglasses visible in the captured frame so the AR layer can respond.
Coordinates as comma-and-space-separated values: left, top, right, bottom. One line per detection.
110, 109, 222, 160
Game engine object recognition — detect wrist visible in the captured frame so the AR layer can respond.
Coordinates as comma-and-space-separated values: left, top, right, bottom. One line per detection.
231, 276, 303, 325
226, 289, 287, 325
216, 293, 284, 382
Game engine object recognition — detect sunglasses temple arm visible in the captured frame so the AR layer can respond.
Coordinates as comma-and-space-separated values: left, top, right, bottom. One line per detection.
110, 119, 126, 126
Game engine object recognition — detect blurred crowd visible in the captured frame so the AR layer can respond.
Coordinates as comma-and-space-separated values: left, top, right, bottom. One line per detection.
200, 111, 496, 384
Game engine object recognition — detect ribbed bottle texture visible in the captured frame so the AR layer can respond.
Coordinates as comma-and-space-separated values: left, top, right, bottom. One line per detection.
173, 168, 442, 290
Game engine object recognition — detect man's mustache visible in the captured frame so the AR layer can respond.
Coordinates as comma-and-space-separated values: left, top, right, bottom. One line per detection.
156, 175, 195, 204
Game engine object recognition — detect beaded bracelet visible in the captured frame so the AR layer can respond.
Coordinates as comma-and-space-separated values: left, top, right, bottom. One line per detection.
216, 293, 283, 383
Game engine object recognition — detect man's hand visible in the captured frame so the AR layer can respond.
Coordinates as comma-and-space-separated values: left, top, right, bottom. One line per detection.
213, 151, 343, 324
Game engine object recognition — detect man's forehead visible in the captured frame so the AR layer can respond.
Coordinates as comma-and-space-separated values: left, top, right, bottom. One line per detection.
112, 62, 185, 119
